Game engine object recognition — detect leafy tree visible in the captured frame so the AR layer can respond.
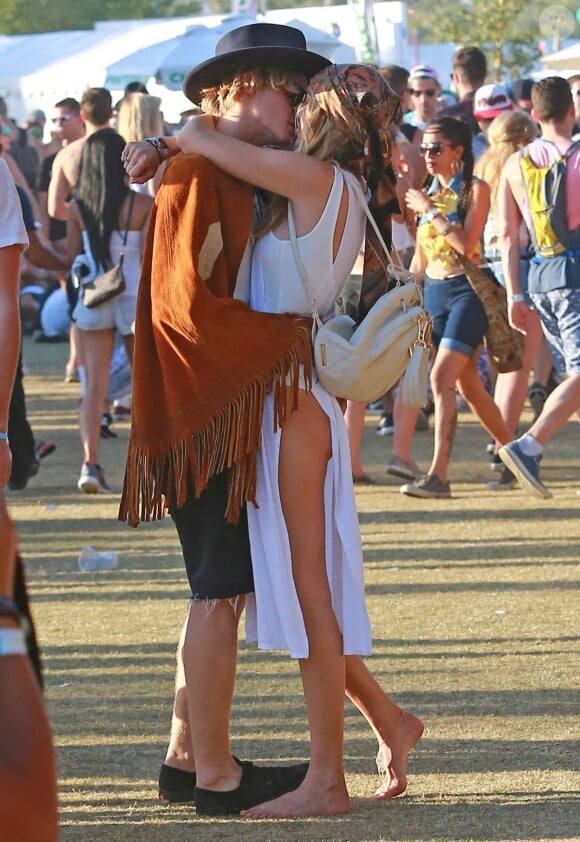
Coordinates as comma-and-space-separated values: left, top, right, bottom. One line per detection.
407, 0, 578, 80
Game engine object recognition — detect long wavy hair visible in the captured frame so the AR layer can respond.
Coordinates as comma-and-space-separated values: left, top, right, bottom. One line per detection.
74, 129, 129, 269
475, 110, 538, 215
422, 116, 474, 225
117, 93, 164, 143
260, 65, 398, 233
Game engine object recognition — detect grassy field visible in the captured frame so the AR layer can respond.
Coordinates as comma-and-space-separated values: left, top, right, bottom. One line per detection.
7, 336, 579, 842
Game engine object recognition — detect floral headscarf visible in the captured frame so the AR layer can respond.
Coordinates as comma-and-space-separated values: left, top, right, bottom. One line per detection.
308, 63, 401, 141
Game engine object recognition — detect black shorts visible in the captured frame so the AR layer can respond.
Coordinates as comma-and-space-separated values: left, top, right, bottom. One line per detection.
170, 470, 254, 600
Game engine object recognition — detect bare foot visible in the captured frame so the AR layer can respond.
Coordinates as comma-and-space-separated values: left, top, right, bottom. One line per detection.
240, 779, 350, 818
374, 711, 424, 800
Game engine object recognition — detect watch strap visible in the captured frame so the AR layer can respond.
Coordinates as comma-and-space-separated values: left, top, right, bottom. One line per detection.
144, 136, 169, 161
0, 627, 27, 656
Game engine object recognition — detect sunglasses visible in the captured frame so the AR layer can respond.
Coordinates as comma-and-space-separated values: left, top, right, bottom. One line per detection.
286, 89, 306, 108
409, 88, 437, 98
52, 114, 73, 124
419, 142, 453, 157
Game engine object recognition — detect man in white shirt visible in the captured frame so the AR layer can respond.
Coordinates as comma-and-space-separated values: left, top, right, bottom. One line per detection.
0, 158, 28, 486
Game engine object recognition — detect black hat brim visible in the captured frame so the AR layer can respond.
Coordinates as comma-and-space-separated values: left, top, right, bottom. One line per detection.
184, 46, 331, 105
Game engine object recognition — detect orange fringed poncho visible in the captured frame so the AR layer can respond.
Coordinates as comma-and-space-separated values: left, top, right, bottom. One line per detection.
119, 154, 313, 526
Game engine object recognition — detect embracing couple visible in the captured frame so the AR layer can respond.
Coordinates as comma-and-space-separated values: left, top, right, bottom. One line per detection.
121, 22, 423, 818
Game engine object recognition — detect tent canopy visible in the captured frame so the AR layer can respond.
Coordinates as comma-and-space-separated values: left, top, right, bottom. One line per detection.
541, 40, 580, 71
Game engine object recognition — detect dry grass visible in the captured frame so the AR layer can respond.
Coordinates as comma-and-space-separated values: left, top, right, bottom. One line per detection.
7, 337, 580, 842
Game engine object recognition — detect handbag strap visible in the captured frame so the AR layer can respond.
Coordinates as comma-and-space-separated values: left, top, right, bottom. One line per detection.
345, 174, 408, 277
287, 201, 323, 329
288, 170, 415, 325
117, 190, 137, 264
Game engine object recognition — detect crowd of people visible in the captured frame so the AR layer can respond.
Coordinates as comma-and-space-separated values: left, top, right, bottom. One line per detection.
1, 21, 579, 829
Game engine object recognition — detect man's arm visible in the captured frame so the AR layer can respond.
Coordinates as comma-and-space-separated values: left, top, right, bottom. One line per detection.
47, 147, 71, 221
497, 154, 532, 335
16, 187, 70, 273
122, 136, 180, 184
0, 244, 21, 486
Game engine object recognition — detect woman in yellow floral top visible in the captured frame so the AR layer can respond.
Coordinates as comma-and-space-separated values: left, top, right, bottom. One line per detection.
401, 116, 511, 498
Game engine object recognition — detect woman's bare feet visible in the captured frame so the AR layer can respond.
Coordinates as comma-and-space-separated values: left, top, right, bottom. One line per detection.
240, 776, 350, 818
374, 711, 424, 800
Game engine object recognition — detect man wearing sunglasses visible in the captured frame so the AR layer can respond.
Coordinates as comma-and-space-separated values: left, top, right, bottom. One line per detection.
47, 88, 113, 224
38, 99, 85, 256
402, 65, 441, 139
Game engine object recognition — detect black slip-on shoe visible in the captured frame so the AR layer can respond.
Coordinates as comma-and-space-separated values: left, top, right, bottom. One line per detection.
195, 760, 309, 816
158, 764, 197, 803
158, 756, 247, 804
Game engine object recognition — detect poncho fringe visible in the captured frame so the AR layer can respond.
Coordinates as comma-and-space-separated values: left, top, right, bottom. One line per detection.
119, 327, 312, 526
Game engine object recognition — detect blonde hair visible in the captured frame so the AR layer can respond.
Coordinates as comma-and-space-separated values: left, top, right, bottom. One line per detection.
117, 93, 163, 142
200, 68, 303, 117
475, 110, 538, 214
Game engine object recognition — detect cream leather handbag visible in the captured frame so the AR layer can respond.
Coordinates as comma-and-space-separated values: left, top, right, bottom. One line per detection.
288, 182, 433, 405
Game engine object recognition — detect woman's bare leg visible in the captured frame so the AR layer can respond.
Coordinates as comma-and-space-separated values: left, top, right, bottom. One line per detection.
345, 656, 424, 799
456, 358, 512, 445
77, 328, 115, 465
345, 400, 368, 479
429, 348, 471, 482
391, 384, 421, 465
243, 390, 349, 818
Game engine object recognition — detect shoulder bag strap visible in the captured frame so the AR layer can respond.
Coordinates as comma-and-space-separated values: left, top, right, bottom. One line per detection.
287, 201, 323, 329
118, 190, 137, 267
344, 174, 410, 278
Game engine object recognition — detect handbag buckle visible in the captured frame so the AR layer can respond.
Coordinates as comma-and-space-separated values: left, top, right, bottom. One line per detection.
412, 313, 433, 351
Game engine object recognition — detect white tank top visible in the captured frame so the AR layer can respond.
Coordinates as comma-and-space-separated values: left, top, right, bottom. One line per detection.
250, 167, 366, 320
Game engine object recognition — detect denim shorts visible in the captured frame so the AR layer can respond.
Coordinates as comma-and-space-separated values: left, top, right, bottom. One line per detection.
424, 273, 488, 356
73, 292, 137, 335
529, 287, 580, 376
170, 470, 254, 600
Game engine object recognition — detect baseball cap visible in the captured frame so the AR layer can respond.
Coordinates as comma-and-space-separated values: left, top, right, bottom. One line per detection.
473, 83, 514, 119
409, 64, 439, 85
510, 78, 534, 107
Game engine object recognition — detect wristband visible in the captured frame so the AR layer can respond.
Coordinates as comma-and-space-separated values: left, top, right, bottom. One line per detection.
0, 432, 8, 442
0, 596, 20, 623
509, 293, 525, 304
439, 221, 452, 236
0, 627, 27, 656
144, 136, 169, 161
424, 207, 441, 222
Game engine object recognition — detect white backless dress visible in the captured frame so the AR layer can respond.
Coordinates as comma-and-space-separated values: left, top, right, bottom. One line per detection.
243, 167, 373, 659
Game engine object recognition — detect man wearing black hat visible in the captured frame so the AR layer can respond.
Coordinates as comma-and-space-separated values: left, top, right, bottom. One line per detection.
122, 23, 330, 816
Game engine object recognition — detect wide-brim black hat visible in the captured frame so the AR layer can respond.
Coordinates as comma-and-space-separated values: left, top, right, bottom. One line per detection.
184, 22, 331, 105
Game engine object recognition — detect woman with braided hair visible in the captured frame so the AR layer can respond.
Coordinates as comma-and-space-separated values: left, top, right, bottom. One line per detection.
177, 63, 424, 817
401, 116, 512, 498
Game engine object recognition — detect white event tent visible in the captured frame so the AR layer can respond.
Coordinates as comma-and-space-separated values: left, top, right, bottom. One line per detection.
0, 4, 407, 124
540, 41, 580, 73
